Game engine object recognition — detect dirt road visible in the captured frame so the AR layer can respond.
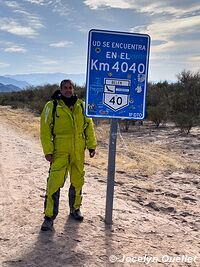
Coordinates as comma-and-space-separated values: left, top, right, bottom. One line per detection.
0, 107, 200, 267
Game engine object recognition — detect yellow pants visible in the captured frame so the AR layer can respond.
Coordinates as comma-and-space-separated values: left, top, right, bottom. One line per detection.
44, 152, 85, 218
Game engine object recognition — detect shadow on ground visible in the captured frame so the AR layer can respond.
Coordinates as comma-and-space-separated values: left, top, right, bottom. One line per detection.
2, 216, 89, 267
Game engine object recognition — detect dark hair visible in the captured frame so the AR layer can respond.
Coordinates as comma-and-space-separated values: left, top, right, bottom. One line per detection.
60, 79, 74, 89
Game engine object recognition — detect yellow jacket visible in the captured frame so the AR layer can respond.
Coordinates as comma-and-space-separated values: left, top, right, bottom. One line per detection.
40, 98, 96, 160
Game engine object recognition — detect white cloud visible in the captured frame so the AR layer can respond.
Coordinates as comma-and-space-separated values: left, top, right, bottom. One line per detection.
40, 60, 60, 65
130, 15, 200, 55
0, 40, 12, 46
4, 1, 21, 9
76, 25, 91, 33
137, 2, 181, 16
124, 4, 200, 80
4, 45, 27, 53
84, 0, 200, 17
13, 10, 45, 29
51, 1, 71, 16
24, 0, 70, 16
0, 62, 10, 68
49, 41, 73, 48
84, 0, 132, 9
0, 16, 44, 38
140, 16, 199, 41
38, 56, 60, 65
24, 0, 46, 5
0, 0, 45, 38
147, 26, 200, 79
187, 55, 200, 63
0, 19, 38, 37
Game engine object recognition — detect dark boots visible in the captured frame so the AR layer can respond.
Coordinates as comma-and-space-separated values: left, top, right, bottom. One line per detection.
41, 185, 83, 231
69, 184, 84, 221
70, 209, 84, 221
41, 217, 53, 231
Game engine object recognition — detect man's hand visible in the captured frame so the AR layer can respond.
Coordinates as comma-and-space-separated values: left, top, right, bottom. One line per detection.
89, 149, 95, 158
45, 154, 53, 163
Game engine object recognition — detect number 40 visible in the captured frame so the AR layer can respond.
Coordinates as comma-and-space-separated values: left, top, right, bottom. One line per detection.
109, 96, 122, 105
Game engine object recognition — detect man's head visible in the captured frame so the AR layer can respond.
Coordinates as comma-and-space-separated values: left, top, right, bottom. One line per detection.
60, 79, 74, 98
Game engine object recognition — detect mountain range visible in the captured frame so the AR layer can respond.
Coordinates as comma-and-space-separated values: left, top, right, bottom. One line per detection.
0, 73, 86, 92
0, 76, 30, 90
0, 83, 21, 92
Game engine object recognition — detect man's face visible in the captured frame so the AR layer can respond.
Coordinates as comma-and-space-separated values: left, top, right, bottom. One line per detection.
60, 82, 74, 97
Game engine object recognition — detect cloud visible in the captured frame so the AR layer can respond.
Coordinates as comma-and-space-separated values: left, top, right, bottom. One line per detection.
49, 41, 73, 48
4, 45, 27, 53
187, 55, 200, 63
41, 60, 59, 65
0, 62, 10, 68
4, 1, 21, 9
84, 0, 131, 10
131, 16, 200, 39
38, 56, 61, 65
51, 1, 71, 16
24, 0, 71, 16
0, 19, 38, 37
13, 10, 45, 30
24, 0, 46, 5
130, 15, 200, 50
0, 40, 13, 46
0, 1, 45, 38
83, 0, 200, 17
146, 24, 200, 76
76, 25, 93, 33
129, 15, 200, 64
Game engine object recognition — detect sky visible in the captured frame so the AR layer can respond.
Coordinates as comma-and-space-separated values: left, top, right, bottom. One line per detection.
0, 0, 199, 82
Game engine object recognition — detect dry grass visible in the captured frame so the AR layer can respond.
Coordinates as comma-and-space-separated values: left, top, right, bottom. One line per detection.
95, 123, 199, 176
117, 142, 184, 174
0, 106, 40, 139
1, 106, 199, 176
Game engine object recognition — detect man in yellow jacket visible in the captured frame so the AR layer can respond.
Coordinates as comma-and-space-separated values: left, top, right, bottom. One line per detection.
40, 79, 96, 231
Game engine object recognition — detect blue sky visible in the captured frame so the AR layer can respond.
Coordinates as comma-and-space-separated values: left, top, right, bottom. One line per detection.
0, 0, 199, 82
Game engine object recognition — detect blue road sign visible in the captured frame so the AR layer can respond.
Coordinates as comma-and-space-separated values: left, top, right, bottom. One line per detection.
86, 29, 151, 120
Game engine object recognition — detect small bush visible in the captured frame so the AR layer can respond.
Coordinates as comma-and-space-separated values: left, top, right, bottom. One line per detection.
147, 105, 167, 127
173, 112, 194, 134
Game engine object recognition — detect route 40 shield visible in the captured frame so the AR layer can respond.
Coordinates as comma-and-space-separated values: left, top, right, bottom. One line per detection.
85, 29, 151, 120
104, 78, 130, 110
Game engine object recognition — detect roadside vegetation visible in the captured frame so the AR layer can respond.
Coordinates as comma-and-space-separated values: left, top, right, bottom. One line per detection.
0, 70, 199, 133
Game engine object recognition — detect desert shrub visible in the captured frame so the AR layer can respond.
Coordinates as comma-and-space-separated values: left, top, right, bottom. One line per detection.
1, 70, 199, 132
147, 105, 167, 127
170, 70, 200, 131
173, 112, 194, 134
11, 102, 25, 109
0, 83, 86, 115
119, 120, 136, 132
146, 81, 170, 126
74, 84, 85, 99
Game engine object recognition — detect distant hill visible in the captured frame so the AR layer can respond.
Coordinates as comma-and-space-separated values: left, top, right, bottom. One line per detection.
0, 83, 21, 92
0, 76, 30, 89
0, 73, 86, 92
5, 73, 86, 87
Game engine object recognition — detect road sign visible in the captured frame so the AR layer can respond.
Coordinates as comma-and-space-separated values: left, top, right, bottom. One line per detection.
104, 78, 130, 110
86, 29, 151, 120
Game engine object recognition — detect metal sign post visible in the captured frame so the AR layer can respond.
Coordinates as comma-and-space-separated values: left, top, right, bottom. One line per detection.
85, 29, 151, 225
105, 119, 118, 225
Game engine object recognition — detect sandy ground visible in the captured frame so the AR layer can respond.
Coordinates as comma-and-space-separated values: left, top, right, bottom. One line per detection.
0, 106, 200, 267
